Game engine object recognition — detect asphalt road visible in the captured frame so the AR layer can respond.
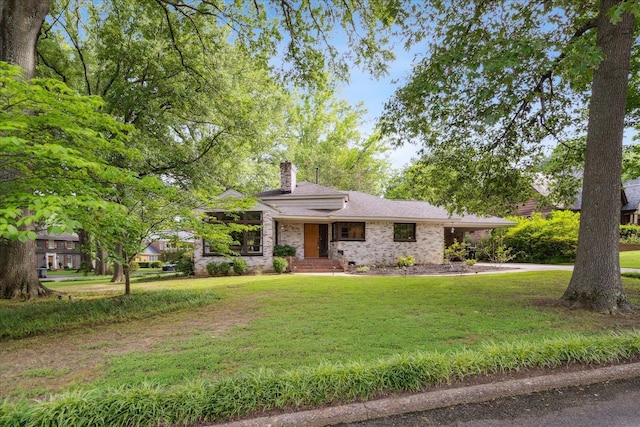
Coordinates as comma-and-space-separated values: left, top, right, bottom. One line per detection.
339, 376, 640, 427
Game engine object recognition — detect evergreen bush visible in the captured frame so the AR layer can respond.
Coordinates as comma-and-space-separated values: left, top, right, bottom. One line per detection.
273, 244, 297, 257
273, 257, 288, 273
206, 262, 220, 276
218, 262, 231, 276
233, 258, 248, 275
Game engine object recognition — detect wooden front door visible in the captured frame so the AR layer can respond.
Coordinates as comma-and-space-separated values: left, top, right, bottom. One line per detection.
304, 224, 320, 257
304, 224, 329, 258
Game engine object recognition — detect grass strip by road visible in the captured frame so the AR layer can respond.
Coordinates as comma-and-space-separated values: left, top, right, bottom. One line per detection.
2, 331, 639, 427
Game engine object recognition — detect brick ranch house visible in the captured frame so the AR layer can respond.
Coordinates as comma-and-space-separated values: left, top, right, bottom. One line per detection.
193, 162, 513, 274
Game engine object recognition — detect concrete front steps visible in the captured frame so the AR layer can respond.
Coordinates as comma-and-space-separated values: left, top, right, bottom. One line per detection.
289, 258, 344, 273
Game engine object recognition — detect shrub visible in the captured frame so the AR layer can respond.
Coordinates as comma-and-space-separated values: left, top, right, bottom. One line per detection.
620, 224, 640, 244
273, 244, 297, 257
233, 258, 248, 275
396, 255, 415, 268
175, 255, 194, 276
273, 257, 288, 273
137, 261, 150, 269
206, 262, 219, 276
444, 240, 467, 263
218, 262, 231, 276
355, 265, 370, 273
464, 259, 477, 266
500, 211, 580, 263
150, 261, 163, 268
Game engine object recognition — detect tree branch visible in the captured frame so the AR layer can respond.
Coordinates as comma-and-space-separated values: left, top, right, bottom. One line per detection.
489, 17, 598, 151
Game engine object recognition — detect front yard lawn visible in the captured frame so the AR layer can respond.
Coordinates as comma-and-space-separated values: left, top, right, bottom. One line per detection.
620, 250, 640, 268
2, 271, 640, 425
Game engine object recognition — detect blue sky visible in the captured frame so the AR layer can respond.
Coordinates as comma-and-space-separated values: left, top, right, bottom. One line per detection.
336, 45, 424, 170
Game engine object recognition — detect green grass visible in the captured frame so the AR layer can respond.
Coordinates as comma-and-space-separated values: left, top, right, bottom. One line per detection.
3, 332, 640, 426
44, 270, 82, 276
2, 271, 640, 425
620, 250, 640, 268
0, 289, 219, 339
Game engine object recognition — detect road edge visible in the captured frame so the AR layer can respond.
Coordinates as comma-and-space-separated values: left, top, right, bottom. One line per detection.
212, 362, 640, 427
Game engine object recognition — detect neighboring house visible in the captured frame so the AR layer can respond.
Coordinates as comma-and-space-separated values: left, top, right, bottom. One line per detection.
35, 232, 82, 270
516, 180, 556, 217
517, 174, 640, 225
569, 178, 640, 225
134, 232, 195, 263
134, 242, 163, 263
193, 162, 513, 275
620, 178, 640, 225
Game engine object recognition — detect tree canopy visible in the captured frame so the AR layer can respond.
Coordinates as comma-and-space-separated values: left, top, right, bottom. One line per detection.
382, 1, 639, 312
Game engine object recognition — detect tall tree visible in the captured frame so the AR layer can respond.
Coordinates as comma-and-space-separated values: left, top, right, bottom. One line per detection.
0, 62, 139, 298
283, 86, 390, 195
37, 0, 293, 282
382, 1, 639, 312
561, 0, 636, 312
1, 0, 399, 294
0, 0, 52, 298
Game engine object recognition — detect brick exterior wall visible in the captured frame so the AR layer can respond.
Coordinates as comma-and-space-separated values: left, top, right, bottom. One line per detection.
278, 223, 304, 258
194, 218, 445, 276
328, 222, 444, 266
194, 210, 275, 276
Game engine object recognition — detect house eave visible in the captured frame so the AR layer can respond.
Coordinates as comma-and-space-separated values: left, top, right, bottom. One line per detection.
272, 214, 514, 228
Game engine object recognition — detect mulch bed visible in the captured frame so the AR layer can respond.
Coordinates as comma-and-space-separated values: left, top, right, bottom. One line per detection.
346, 263, 515, 276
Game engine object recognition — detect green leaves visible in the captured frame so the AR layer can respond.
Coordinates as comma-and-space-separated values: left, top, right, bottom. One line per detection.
381, 2, 611, 215
0, 62, 139, 241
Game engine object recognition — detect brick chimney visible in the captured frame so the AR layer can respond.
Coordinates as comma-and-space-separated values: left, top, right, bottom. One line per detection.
280, 161, 297, 193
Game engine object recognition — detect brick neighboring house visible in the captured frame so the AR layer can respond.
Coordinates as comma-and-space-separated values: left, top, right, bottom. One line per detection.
35, 231, 82, 270
193, 162, 513, 275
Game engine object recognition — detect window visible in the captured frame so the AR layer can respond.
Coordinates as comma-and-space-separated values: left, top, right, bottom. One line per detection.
47, 240, 56, 250
66, 241, 74, 250
332, 222, 365, 241
204, 211, 263, 256
66, 255, 73, 266
394, 223, 416, 242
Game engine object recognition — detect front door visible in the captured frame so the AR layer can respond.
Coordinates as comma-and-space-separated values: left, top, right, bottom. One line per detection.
304, 224, 329, 258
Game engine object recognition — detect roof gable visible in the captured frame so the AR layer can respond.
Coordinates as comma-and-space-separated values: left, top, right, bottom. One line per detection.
204, 189, 278, 214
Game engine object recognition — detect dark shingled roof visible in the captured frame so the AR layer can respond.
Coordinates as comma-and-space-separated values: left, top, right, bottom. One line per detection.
256, 181, 348, 199
36, 231, 78, 241
259, 182, 512, 226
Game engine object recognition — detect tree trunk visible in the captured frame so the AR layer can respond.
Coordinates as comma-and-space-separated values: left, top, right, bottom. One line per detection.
0, 0, 51, 299
123, 264, 131, 295
562, 0, 635, 313
0, 230, 52, 298
111, 243, 125, 282
0, 0, 49, 79
111, 263, 125, 282
77, 229, 93, 273
94, 244, 109, 276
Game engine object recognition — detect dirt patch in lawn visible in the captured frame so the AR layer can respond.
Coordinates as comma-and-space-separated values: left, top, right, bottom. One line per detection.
0, 296, 255, 399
